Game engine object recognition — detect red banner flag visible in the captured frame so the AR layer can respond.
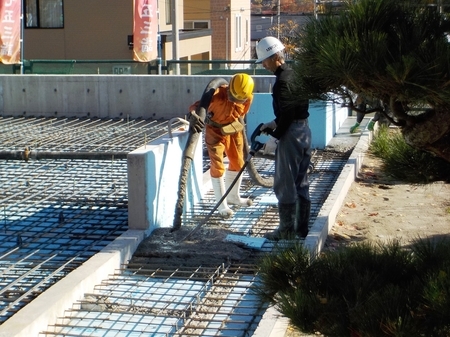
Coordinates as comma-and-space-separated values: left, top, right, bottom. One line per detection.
0, 0, 21, 64
133, 0, 158, 62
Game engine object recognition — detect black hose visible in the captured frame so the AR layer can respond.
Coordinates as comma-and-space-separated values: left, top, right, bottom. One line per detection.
172, 78, 228, 231
241, 118, 274, 188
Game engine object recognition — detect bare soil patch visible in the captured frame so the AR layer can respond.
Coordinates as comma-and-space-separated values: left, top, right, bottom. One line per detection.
325, 154, 450, 250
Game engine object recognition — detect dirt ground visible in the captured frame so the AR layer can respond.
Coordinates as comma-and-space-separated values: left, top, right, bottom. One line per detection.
326, 154, 450, 250
285, 153, 450, 337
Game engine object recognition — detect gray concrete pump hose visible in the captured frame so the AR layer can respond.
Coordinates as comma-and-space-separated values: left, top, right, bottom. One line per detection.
172, 78, 228, 231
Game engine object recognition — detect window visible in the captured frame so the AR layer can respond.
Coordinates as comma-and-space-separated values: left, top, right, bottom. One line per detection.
25, 0, 63, 28
165, 0, 172, 24
245, 19, 249, 44
183, 21, 210, 29
235, 14, 242, 51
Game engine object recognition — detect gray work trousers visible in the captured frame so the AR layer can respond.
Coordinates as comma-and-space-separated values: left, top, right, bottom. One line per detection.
274, 120, 312, 204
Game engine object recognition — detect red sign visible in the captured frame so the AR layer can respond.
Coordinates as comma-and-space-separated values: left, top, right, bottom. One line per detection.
0, 0, 21, 64
133, 0, 158, 62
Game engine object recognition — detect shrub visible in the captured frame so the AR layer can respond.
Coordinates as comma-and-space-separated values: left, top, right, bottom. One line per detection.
369, 126, 450, 183
255, 238, 450, 336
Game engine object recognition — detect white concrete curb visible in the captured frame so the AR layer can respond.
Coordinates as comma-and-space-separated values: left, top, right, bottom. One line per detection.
305, 127, 372, 257
253, 305, 290, 337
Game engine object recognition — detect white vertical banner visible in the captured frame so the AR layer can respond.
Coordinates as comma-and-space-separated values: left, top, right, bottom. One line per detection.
133, 0, 158, 62
0, 0, 21, 64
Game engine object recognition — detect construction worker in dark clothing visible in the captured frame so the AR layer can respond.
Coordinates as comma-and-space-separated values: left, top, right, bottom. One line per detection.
255, 36, 312, 240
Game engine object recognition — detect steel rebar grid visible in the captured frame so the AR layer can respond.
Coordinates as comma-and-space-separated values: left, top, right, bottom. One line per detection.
0, 253, 80, 319
38, 149, 350, 337
42, 263, 265, 337
0, 116, 183, 323
181, 149, 350, 242
0, 116, 185, 159
0, 116, 352, 335
0, 116, 184, 324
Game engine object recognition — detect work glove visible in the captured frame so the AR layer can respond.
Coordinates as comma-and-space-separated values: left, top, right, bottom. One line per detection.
260, 120, 277, 135
189, 110, 205, 133
262, 136, 278, 155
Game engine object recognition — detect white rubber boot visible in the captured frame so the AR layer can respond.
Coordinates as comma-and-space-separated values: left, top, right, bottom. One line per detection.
225, 170, 253, 206
211, 177, 234, 217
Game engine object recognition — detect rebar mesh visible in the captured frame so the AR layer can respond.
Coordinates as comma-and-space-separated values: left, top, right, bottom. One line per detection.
0, 116, 351, 335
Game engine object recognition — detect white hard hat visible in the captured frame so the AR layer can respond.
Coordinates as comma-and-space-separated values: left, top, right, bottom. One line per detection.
255, 36, 285, 63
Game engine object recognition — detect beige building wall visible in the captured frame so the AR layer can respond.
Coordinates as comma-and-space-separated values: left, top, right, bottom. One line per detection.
24, 0, 132, 60
229, 0, 252, 61
184, 0, 210, 21
164, 36, 211, 60
211, 0, 251, 61
23, 0, 194, 62
22, 0, 247, 69
164, 36, 211, 74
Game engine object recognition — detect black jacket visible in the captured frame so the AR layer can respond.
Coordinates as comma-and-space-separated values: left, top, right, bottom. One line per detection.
272, 63, 309, 139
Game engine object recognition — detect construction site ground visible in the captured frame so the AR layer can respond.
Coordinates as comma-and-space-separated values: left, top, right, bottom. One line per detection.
1, 115, 423, 337
326, 155, 450, 250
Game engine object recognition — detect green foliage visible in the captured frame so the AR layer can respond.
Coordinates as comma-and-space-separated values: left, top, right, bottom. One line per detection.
291, 0, 450, 105
411, 238, 450, 336
288, 0, 450, 168
256, 238, 450, 336
254, 241, 310, 303
369, 126, 450, 183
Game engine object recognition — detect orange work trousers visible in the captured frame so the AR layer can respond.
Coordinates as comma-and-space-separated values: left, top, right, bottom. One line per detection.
205, 124, 245, 178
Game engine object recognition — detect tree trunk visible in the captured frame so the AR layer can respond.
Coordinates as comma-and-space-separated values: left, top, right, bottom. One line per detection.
401, 107, 450, 163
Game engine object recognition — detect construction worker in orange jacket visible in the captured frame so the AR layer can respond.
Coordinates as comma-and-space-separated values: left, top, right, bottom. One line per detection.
189, 73, 255, 217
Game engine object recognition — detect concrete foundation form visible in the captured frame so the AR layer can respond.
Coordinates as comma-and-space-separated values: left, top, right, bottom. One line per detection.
0, 105, 372, 336
0, 75, 275, 120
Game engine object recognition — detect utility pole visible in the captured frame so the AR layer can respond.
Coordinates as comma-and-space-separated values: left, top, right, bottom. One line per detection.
171, 0, 180, 75
157, 0, 162, 75
20, 0, 24, 74
277, 0, 280, 40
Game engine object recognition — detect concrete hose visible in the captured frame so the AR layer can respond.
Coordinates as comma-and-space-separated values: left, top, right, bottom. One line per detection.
240, 117, 274, 188
172, 78, 229, 231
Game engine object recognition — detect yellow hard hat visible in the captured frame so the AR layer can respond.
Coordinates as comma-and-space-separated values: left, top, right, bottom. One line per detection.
229, 73, 254, 101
